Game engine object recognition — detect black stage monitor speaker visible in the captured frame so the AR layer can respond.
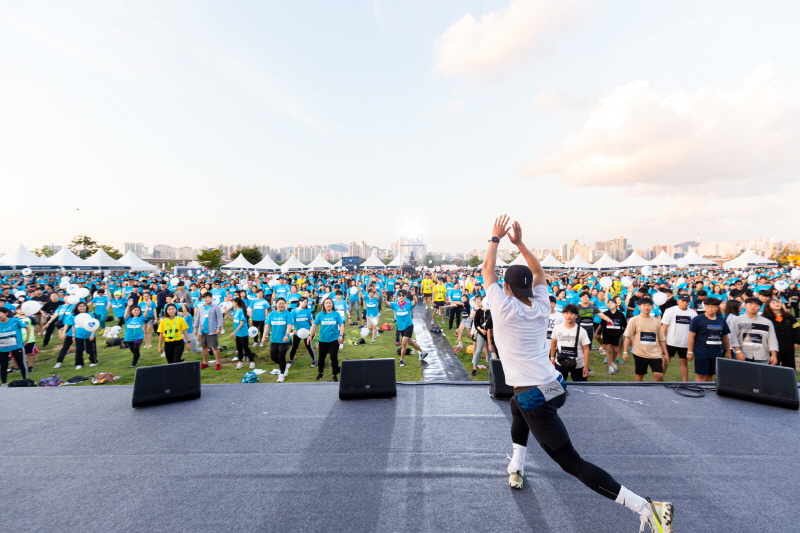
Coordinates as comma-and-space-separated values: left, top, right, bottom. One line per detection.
339, 359, 396, 400
132, 361, 202, 408
489, 359, 513, 400
716, 358, 799, 410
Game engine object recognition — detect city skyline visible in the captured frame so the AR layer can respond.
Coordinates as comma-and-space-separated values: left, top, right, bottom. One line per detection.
2, 2, 800, 250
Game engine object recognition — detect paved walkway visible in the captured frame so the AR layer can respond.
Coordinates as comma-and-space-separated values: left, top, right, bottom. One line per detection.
412, 305, 471, 381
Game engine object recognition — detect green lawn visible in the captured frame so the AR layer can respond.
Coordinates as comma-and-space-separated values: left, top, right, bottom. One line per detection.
26, 307, 423, 385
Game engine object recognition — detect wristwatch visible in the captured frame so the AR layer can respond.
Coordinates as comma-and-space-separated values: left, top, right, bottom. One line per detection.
488, 236, 499, 243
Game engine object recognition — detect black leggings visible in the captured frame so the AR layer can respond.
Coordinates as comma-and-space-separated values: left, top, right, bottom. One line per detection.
42, 322, 58, 347
270, 343, 289, 373
164, 340, 185, 364
449, 305, 463, 329
1, 349, 27, 384
129, 340, 142, 366
235, 336, 255, 361
289, 335, 316, 362
57, 335, 73, 363
317, 341, 340, 376
510, 392, 621, 501
74, 338, 97, 366
252, 320, 265, 339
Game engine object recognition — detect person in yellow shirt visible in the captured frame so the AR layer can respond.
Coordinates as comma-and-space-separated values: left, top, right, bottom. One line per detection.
432, 278, 448, 328
157, 303, 190, 364
420, 273, 434, 309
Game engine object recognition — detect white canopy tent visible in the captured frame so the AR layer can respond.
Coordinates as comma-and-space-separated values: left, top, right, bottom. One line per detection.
221, 254, 255, 271
683, 249, 716, 266
333, 259, 343, 268
620, 251, 651, 268
306, 253, 333, 271
360, 253, 385, 269
565, 255, 593, 270
280, 254, 308, 272
0, 244, 58, 271
117, 250, 157, 271
649, 251, 678, 266
540, 253, 565, 270
386, 254, 407, 268
46, 247, 93, 270
592, 253, 621, 271
495, 256, 509, 268
723, 249, 777, 269
83, 249, 129, 270
253, 255, 281, 272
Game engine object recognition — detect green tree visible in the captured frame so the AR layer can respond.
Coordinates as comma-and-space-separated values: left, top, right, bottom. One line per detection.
68, 235, 121, 259
424, 254, 436, 267
196, 249, 224, 270
468, 256, 482, 267
34, 245, 58, 257
230, 247, 263, 265
382, 254, 394, 265
509, 251, 520, 261
771, 246, 793, 267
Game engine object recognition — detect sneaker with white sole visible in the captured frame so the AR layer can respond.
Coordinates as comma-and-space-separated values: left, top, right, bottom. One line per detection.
76, 365, 83, 369
249, 362, 256, 370
231, 357, 239, 362
54, 362, 62, 369
236, 362, 243, 370
277, 373, 285, 383
639, 499, 674, 533
399, 360, 405, 367
283, 365, 290, 377
160, 352, 166, 358
507, 463, 524, 490
608, 363, 618, 375
89, 363, 98, 367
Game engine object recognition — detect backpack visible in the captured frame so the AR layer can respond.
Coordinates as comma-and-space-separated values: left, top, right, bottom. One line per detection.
556, 326, 581, 371
106, 338, 123, 347
39, 375, 64, 387
8, 378, 36, 387
240, 371, 258, 384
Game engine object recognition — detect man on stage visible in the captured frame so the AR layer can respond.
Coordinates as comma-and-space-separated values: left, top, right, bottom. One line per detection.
482, 215, 673, 533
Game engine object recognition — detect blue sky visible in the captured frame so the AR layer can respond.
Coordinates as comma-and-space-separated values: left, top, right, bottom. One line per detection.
2, 0, 799, 253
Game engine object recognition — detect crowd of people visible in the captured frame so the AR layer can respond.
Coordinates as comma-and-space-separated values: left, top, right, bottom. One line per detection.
0, 263, 798, 386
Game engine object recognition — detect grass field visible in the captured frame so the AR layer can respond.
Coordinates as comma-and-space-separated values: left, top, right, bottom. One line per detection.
23, 307, 423, 385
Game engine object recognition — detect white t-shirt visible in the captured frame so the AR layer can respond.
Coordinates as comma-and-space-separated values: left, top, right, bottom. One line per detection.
547, 312, 565, 340
551, 323, 591, 369
660, 306, 697, 348
485, 283, 560, 387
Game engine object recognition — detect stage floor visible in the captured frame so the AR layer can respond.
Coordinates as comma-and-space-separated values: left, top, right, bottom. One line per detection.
2, 382, 798, 533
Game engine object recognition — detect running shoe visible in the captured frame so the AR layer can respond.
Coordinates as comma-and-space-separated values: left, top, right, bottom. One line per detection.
588, 370, 595, 377
76, 365, 83, 370
160, 352, 166, 358
332, 375, 338, 382
200, 363, 209, 369
603, 357, 608, 363
399, 360, 405, 367
507, 464, 524, 490
277, 374, 285, 383
214, 364, 221, 371
371, 338, 375, 343
608, 364, 617, 375
315, 373, 323, 381
54, 362, 62, 368
311, 361, 318, 368
419, 352, 428, 360
616, 358, 625, 365
283, 365, 290, 377
639, 499, 674, 533
231, 357, 239, 362
395, 342, 400, 346
249, 362, 256, 370
89, 363, 98, 367
236, 362, 243, 370
471, 369, 477, 376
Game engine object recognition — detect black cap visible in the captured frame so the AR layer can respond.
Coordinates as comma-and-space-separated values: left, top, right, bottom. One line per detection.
504, 265, 534, 299
678, 294, 690, 301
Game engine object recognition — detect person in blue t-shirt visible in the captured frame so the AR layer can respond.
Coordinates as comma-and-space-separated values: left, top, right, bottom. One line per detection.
92, 289, 109, 334
289, 297, 316, 366
248, 290, 269, 345
0, 306, 32, 385
308, 297, 344, 382
346, 281, 363, 326
262, 298, 294, 381
123, 300, 146, 367
446, 282, 464, 330
71, 301, 99, 368
384, 289, 428, 367
230, 297, 255, 368
687, 297, 731, 382
364, 289, 381, 342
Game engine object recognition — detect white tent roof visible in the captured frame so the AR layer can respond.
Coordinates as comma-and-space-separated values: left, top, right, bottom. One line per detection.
0, 244, 58, 270
83, 249, 129, 270
386, 254, 407, 267
280, 254, 308, 272
333, 259, 343, 268
649, 250, 678, 266
620, 251, 651, 267
540, 253, 565, 269
360, 253, 385, 269
592, 253, 621, 271
306, 253, 332, 271
253, 255, 281, 272
724, 249, 777, 269
45, 247, 92, 270
683, 249, 716, 266
496, 256, 509, 268
221, 254, 255, 271
117, 250, 157, 271
565, 255, 593, 269
509, 253, 527, 266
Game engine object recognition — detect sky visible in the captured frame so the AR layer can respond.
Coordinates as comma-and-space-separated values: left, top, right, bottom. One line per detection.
2, 0, 800, 254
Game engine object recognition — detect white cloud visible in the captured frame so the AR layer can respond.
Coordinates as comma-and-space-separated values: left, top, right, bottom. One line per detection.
433, 0, 585, 79
525, 63, 800, 192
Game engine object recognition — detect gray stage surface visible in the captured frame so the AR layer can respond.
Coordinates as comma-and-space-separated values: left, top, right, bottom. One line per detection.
1, 382, 798, 533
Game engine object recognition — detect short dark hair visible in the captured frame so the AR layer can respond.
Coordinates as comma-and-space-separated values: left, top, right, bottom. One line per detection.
549, 295, 556, 303
638, 297, 653, 306
758, 289, 772, 297
562, 304, 579, 315
704, 297, 722, 306
696, 289, 707, 297
744, 297, 761, 306
579, 291, 590, 298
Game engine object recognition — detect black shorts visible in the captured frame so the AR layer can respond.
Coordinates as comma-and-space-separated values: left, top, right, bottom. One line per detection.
667, 345, 688, 359
634, 354, 663, 375
602, 334, 621, 347
400, 325, 414, 339
433, 301, 445, 308
694, 356, 717, 376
